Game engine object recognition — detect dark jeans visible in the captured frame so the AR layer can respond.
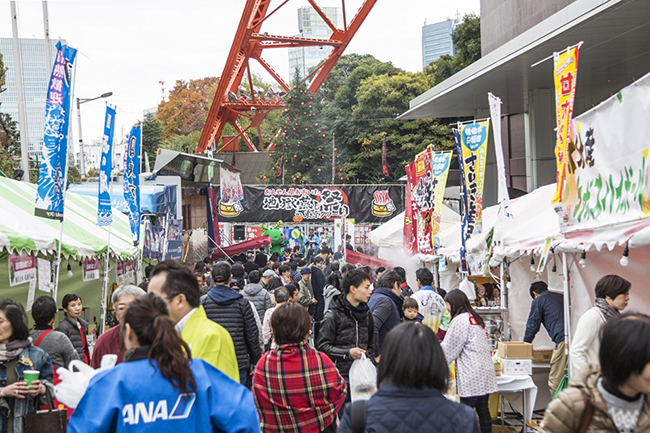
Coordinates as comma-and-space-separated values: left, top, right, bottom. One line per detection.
239, 367, 251, 388
460, 394, 491, 433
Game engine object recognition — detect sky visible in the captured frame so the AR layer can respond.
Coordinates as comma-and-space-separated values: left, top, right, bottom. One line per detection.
0, 0, 479, 153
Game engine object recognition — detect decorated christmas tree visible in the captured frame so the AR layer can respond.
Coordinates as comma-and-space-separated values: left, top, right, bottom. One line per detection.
268, 70, 334, 184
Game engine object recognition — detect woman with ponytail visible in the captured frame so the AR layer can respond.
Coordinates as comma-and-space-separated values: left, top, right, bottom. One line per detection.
68, 293, 260, 433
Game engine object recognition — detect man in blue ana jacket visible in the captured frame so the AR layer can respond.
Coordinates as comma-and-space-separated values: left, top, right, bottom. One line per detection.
523, 281, 566, 396
68, 351, 260, 433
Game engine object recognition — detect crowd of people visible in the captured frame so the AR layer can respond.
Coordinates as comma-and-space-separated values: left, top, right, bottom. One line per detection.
0, 241, 645, 433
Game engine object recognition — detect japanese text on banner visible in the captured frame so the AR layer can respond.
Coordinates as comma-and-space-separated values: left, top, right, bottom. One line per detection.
431, 151, 452, 248
552, 44, 580, 204
97, 106, 116, 226
35, 42, 77, 220
460, 121, 489, 237
123, 126, 141, 243
412, 146, 434, 254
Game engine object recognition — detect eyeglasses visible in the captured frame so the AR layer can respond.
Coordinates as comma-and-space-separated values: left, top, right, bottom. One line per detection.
164, 294, 180, 303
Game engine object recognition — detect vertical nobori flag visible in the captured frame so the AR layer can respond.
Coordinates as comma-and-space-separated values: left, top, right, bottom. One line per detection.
453, 128, 468, 273
97, 105, 116, 226
276, 134, 285, 178
35, 42, 77, 220
488, 93, 512, 219
431, 151, 453, 248
403, 162, 418, 255
381, 132, 389, 178
552, 43, 581, 205
123, 125, 141, 243
459, 121, 490, 275
411, 146, 434, 255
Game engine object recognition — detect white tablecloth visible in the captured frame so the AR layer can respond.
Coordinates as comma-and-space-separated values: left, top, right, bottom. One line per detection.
497, 375, 538, 421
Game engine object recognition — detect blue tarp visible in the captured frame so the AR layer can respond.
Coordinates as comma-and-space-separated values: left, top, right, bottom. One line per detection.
67, 183, 176, 217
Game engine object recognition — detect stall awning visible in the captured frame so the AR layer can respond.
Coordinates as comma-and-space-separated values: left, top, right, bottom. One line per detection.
0, 178, 138, 259
67, 183, 176, 216
211, 235, 271, 261
398, 0, 650, 120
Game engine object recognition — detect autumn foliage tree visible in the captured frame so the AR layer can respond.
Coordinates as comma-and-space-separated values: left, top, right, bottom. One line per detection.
156, 77, 219, 140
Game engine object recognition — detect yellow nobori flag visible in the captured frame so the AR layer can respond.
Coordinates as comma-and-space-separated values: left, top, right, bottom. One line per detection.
552, 44, 581, 204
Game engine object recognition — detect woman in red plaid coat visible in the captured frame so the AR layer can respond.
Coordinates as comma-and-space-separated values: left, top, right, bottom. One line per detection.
253, 302, 347, 432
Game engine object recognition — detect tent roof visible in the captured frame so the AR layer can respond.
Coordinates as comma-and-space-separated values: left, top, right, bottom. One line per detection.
0, 178, 138, 259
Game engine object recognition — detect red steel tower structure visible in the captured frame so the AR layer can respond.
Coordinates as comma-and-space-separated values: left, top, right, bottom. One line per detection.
196, 0, 378, 154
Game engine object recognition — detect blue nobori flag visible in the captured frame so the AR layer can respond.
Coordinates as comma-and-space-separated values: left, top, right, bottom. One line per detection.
123, 126, 141, 243
35, 42, 77, 220
97, 105, 116, 226
453, 127, 469, 274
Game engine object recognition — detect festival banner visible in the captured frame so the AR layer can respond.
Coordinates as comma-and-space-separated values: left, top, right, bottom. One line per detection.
403, 162, 417, 254
220, 168, 244, 217
458, 121, 490, 275
82, 257, 100, 282
431, 151, 453, 248
207, 187, 221, 248
552, 43, 581, 205
116, 260, 134, 285
488, 93, 512, 219
35, 42, 77, 220
165, 241, 183, 261
97, 105, 116, 226
167, 219, 183, 240
215, 185, 403, 224
558, 70, 650, 232
143, 224, 165, 261
453, 128, 469, 273
412, 146, 434, 255
123, 126, 141, 243
9, 251, 36, 287
37, 258, 51, 292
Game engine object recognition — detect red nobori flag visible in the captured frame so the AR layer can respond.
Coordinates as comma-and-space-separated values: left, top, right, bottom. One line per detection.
382, 132, 389, 178
404, 161, 418, 254
276, 133, 285, 178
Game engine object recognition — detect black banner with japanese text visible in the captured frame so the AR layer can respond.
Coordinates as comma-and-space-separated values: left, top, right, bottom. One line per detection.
214, 184, 404, 223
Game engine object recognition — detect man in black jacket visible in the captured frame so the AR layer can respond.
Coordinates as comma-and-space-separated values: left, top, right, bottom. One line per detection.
318, 269, 375, 399
367, 270, 403, 357
202, 261, 261, 387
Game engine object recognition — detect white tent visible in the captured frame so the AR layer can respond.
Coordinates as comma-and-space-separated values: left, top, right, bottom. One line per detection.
368, 204, 461, 250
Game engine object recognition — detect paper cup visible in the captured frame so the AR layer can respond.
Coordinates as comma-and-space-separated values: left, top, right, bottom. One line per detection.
23, 370, 39, 386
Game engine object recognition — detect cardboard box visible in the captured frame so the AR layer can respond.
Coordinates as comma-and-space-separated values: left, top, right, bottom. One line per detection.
497, 341, 533, 359
533, 349, 553, 363
500, 358, 532, 376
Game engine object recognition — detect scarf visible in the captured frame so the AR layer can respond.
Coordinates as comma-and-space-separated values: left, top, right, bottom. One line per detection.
342, 296, 369, 322
0, 338, 32, 362
595, 297, 619, 322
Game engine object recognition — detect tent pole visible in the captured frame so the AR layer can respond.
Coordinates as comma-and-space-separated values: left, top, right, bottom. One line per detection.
101, 225, 112, 335
561, 251, 572, 379
52, 50, 77, 303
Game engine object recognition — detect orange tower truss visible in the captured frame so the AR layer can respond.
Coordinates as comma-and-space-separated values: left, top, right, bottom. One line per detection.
196, 0, 378, 154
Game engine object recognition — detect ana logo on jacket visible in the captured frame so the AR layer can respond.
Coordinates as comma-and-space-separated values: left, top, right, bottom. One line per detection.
122, 393, 196, 425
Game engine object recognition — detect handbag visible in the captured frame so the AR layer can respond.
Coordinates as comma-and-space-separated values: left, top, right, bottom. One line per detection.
23, 386, 67, 433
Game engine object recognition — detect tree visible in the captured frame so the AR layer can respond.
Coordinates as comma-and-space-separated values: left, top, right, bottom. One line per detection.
156, 77, 219, 140
0, 53, 19, 178
452, 13, 481, 70
67, 153, 81, 185
264, 70, 332, 184
142, 113, 163, 170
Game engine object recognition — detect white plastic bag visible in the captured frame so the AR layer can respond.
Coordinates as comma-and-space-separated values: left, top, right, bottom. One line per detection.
54, 355, 117, 408
348, 353, 376, 401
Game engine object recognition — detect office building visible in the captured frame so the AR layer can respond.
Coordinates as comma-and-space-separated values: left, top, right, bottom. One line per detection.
401, 0, 650, 207
288, 6, 341, 80
422, 17, 459, 69
0, 38, 58, 157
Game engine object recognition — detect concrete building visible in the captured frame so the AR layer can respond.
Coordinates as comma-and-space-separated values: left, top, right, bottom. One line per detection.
288, 6, 341, 80
400, 0, 650, 207
422, 17, 459, 69
0, 38, 58, 157
0, 38, 57, 157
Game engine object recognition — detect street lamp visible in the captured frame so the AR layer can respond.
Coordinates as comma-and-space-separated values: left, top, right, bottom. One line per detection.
77, 92, 113, 177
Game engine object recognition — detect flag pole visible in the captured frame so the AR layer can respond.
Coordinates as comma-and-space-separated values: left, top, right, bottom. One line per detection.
52, 49, 77, 303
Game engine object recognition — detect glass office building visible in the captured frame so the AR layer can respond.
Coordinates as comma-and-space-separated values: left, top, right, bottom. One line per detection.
422, 18, 459, 69
0, 38, 59, 157
288, 7, 341, 80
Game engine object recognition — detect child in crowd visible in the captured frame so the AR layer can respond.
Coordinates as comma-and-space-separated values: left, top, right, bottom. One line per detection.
403, 297, 423, 323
